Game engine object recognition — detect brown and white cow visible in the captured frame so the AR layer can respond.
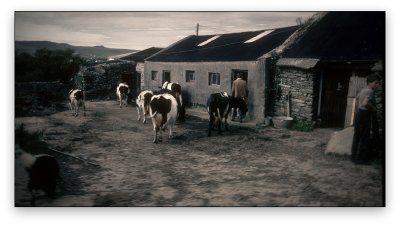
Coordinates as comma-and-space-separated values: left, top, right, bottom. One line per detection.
68, 89, 86, 117
116, 83, 130, 108
135, 90, 154, 123
148, 93, 178, 143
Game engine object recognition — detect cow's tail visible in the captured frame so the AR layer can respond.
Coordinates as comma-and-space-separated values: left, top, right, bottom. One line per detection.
179, 94, 183, 108
149, 110, 158, 118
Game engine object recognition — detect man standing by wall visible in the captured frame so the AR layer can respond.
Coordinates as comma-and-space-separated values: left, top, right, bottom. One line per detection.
231, 73, 248, 121
351, 73, 382, 165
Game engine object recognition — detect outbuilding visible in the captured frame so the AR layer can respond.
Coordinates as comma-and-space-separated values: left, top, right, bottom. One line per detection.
274, 12, 385, 128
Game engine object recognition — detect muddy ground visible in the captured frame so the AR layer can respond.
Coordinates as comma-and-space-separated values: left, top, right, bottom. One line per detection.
14, 100, 383, 206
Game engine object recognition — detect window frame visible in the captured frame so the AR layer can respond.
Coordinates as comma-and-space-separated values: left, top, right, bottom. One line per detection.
151, 71, 158, 81
185, 70, 196, 82
208, 72, 221, 86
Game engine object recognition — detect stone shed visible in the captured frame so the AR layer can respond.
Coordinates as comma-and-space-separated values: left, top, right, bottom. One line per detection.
274, 12, 385, 128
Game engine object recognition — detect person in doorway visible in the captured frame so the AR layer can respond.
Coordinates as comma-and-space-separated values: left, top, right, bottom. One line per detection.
231, 73, 248, 121
351, 73, 382, 165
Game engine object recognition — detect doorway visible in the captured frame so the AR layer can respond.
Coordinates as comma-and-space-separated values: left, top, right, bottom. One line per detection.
320, 70, 350, 127
162, 70, 171, 85
231, 70, 248, 89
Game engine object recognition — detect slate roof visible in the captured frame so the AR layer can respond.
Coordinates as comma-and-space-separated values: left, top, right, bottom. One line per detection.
282, 12, 385, 61
121, 47, 163, 62
146, 26, 299, 62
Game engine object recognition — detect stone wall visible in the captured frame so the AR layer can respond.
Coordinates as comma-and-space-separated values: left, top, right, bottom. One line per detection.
75, 60, 136, 100
274, 67, 318, 122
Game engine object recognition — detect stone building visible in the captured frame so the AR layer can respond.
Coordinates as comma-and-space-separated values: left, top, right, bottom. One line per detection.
274, 12, 385, 128
143, 26, 299, 123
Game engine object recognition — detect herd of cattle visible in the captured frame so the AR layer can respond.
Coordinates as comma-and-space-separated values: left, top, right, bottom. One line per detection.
21, 81, 248, 206
68, 81, 248, 142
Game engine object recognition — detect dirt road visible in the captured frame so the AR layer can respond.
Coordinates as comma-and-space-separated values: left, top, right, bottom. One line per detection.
15, 101, 383, 206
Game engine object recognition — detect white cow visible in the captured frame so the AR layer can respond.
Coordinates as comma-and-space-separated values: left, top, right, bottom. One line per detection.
68, 89, 86, 117
135, 90, 153, 123
116, 83, 130, 108
148, 93, 178, 143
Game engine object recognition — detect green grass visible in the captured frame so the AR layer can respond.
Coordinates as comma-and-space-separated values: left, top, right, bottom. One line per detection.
289, 119, 316, 132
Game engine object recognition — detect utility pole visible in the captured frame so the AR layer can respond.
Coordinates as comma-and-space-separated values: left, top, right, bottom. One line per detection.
196, 23, 199, 36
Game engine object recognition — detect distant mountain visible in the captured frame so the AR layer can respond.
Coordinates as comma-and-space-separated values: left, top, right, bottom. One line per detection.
15, 40, 136, 59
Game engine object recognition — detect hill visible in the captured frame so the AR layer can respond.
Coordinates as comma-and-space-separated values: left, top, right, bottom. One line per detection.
15, 40, 136, 59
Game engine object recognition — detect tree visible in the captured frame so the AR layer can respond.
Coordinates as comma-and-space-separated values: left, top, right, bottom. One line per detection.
15, 48, 84, 83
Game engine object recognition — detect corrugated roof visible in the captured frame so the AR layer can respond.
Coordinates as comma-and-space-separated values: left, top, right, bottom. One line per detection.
121, 47, 163, 62
146, 26, 299, 62
282, 12, 385, 61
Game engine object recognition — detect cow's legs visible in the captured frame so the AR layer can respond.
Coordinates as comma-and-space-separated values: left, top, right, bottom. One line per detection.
224, 115, 229, 131
69, 102, 74, 116
208, 116, 214, 137
142, 107, 147, 123
153, 127, 158, 143
168, 124, 173, 138
137, 106, 141, 121
217, 109, 222, 134
159, 128, 163, 142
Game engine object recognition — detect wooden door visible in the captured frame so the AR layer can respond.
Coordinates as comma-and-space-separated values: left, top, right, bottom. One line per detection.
321, 71, 350, 127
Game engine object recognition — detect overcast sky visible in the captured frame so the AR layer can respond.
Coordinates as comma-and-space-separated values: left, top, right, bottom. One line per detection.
15, 12, 316, 50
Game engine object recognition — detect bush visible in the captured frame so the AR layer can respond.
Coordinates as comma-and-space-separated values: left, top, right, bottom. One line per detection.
289, 119, 316, 132
15, 48, 84, 83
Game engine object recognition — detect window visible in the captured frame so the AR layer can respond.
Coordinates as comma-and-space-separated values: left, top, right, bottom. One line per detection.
208, 72, 220, 85
185, 70, 195, 82
151, 71, 158, 81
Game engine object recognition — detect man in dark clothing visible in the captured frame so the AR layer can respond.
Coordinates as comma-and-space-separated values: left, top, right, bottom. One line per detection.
351, 73, 382, 164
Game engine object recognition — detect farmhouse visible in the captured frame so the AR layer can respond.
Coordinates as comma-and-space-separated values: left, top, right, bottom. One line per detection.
143, 26, 299, 122
274, 12, 385, 128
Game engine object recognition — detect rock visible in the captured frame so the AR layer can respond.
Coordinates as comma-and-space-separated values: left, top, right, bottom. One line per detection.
325, 127, 354, 155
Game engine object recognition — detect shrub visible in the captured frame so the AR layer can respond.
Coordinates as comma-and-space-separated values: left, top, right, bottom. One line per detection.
289, 119, 316, 132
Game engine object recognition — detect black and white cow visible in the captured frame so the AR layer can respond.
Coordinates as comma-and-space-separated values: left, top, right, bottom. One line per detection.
229, 96, 248, 123
116, 83, 130, 108
68, 89, 86, 117
207, 92, 230, 137
148, 93, 178, 143
135, 90, 154, 123
21, 153, 60, 206
162, 81, 185, 122
206, 92, 248, 136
